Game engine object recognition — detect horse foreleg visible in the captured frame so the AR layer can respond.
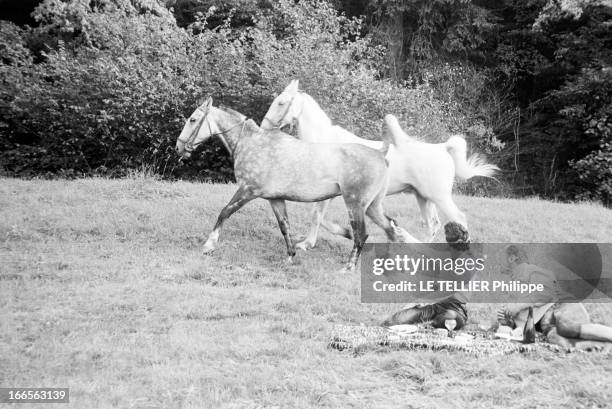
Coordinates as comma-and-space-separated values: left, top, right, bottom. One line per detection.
415, 194, 441, 242
366, 198, 420, 244
296, 200, 331, 250
296, 199, 352, 250
203, 186, 255, 254
269, 199, 296, 263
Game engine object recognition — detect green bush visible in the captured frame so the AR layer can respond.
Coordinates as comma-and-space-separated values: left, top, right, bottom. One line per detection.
1, 0, 450, 181
249, 1, 448, 140
567, 70, 612, 205
1, 1, 259, 180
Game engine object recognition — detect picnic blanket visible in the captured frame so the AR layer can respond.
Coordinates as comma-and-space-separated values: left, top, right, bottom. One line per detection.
329, 324, 572, 357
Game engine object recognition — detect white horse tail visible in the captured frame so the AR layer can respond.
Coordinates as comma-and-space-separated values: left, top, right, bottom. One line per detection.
379, 140, 390, 156
445, 135, 499, 180
383, 114, 411, 148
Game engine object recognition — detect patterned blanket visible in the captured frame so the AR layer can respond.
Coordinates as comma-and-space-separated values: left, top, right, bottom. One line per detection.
329, 325, 572, 357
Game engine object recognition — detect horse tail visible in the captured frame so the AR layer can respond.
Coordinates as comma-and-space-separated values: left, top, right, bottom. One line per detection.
379, 140, 390, 157
378, 114, 398, 160
383, 114, 412, 148
445, 135, 499, 180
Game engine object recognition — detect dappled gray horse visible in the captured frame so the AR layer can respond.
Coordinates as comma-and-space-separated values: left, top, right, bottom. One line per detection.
176, 97, 418, 271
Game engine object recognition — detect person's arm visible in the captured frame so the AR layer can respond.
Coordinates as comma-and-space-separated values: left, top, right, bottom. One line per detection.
497, 301, 550, 331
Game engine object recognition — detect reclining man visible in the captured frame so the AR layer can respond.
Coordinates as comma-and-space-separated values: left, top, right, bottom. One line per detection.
381, 222, 471, 329
497, 245, 612, 352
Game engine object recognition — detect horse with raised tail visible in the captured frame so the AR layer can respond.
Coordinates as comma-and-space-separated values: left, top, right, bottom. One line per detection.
261, 80, 498, 248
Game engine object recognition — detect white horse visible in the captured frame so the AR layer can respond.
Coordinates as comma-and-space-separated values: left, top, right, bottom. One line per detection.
176, 98, 418, 271
261, 80, 498, 249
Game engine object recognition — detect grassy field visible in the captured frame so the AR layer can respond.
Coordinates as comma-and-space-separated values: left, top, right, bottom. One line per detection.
1, 177, 612, 409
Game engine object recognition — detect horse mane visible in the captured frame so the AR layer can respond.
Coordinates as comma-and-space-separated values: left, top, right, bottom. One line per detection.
218, 106, 264, 133
218, 105, 247, 121
299, 93, 332, 128
245, 118, 263, 133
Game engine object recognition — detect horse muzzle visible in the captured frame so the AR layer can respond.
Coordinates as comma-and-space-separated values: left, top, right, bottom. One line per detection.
262, 116, 288, 130
176, 140, 192, 159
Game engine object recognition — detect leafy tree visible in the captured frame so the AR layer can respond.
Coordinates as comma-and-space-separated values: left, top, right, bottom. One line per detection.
0, 0, 448, 181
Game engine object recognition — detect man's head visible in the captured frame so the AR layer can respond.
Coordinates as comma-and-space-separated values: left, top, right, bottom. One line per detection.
444, 222, 470, 251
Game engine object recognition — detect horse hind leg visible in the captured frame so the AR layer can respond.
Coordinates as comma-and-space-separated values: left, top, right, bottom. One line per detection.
269, 199, 296, 263
432, 196, 470, 243
415, 193, 441, 242
203, 186, 256, 253
342, 197, 368, 272
320, 219, 352, 240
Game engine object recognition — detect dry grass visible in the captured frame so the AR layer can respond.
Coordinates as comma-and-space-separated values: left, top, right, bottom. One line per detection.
1, 177, 612, 409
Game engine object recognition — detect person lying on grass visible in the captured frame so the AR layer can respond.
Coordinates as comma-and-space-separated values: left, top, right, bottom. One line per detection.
497, 245, 612, 352
381, 222, 472, 330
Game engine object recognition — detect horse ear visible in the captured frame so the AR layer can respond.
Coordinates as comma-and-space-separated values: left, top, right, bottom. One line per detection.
200, 96, 212, 110
286, 79, 299, 94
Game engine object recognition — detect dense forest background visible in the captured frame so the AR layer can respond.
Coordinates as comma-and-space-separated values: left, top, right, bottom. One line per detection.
0, 0, 610, 204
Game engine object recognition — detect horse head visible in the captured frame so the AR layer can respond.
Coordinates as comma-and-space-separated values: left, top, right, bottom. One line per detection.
261, 79, 303, 131
176, 97, 214, 158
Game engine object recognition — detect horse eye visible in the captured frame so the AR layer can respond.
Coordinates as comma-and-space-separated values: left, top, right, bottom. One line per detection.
278, 101, 285, 106
190, 118, 196, 122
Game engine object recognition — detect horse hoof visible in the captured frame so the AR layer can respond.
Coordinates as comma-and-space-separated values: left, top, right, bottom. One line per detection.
295, 240, 314, 251
286, 256, 300, 265
338, 264, 355, 274
202, 243, 216, 254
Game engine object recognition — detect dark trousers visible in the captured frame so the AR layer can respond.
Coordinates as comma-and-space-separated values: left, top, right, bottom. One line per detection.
382, 295, 468, 329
